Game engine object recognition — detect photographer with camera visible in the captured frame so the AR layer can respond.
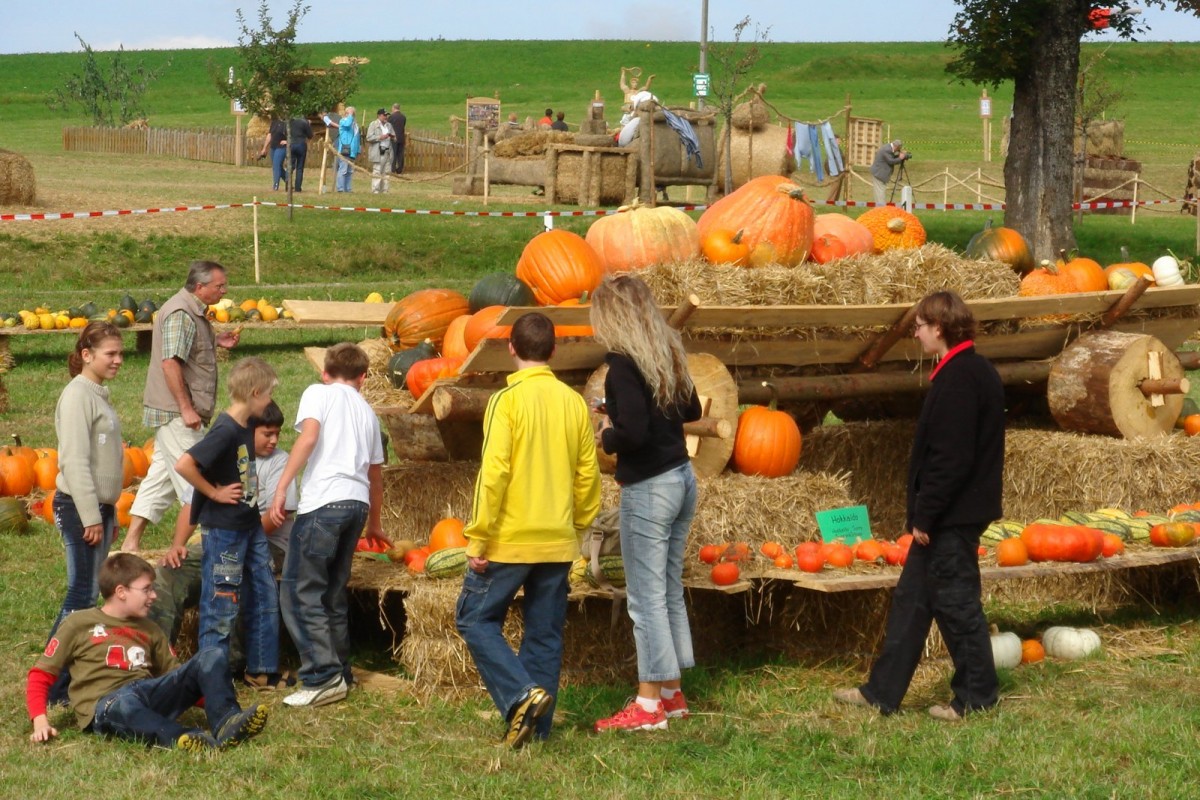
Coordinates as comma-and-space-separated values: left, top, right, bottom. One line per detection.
366, 108, 396, 195
870, 139, 911, 206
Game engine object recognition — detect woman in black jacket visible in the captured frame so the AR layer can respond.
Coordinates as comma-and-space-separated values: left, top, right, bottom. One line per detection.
835, 290, 1004, 720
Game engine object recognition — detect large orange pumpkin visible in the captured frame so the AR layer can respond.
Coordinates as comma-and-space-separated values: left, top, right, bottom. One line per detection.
731, 384, 802, 477
812, 213, 875, 256
1019, 260, 1077, 297
696, 175, 814, 267
429, 517, 468, 552
964, 219, 1035, 275
0, 453, 35, 496
585, 201, 700, 272
441, 314, 472, 360
515, 229, 605, 305
1056, 249, 1107, 293
463, 305, 512, 353
405, 357, 464, 399
382, 288, 470, 352
857, 207, 927, 252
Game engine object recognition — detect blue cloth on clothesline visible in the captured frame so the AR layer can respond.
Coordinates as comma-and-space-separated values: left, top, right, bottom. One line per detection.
661, 108, 703, 169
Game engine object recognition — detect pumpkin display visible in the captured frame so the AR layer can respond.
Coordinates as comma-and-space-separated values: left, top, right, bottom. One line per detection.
405, 356, 464, 399
554, 294, 593, 338
585, 201, 700, 272
1042, 626, 1101, 660
440, 315, 472, 360
856, 206, 927, 252
1148, 521, 1196, 548
386, 340, 438, 391
463, 305, 512, 353
990, 626, 1023, 669
996, 537, 1028, 567
1021, 639, 1045, 664
515, 229, 605, 305
0, 496, 29, 534
428, 517, 468, 552
467, 273, 536, 313
731, 383, 802, 478
696, 175, 814, 267
382, 288, 470, 352
700, 228, 750, 266
1018, 260, 1077, 297
809, 233, 848, 265
1056, 249, 1107, 293
812, 213, 875, 256
964, 219, 1034, 275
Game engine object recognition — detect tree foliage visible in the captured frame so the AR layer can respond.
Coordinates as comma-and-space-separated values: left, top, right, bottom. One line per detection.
214, 0, 358, 123
707, 17, 771, 194
47, 33, 170, 126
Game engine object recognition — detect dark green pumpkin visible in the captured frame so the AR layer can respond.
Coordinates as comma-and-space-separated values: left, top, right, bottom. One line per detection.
0, 497, 30, 534
468, 273, 536, 313
79, 301, 98, 318
387, 340, 438, 390
118, 293, 138, 312
965, 219, 1035, 275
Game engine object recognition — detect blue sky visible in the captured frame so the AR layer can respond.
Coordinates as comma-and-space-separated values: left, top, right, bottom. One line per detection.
3, 1, 1200, 53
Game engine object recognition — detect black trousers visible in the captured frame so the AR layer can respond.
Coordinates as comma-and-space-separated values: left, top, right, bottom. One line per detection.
860, 523, 998, 715
391, 146, 405, 174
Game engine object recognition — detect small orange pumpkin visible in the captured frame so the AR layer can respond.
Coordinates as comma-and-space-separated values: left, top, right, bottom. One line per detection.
1056, 249, 1107, 293
554, 293, 593, 338
33, 453, 59, 492
732, 383, 802, 478
856, 206, 927, 252
964, 219, 1035, 275
1019, 259, 1077, 297
710, 561, 740, 586
700, 228, 750, 266
996, 537, 1028, 567
809, 233, 849, 264
116, 491, 135, 528
1183, 414, 1200, 437
1021, 639, 1045, 664
428, 517, 468, 552
405, 357, 464, 399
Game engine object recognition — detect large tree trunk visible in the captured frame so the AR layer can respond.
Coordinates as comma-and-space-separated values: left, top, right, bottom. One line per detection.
1003, 2, 1087, 261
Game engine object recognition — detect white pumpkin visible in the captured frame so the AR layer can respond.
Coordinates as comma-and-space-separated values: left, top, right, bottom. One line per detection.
990, 626, 1023, 669
1152, 255, 1184, 287
1042, 626, 1102, 660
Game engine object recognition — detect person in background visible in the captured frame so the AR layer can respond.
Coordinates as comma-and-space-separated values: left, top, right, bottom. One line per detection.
550, 111, 568, 132
118, 261, 239, 553
590, 275, 702, 733
387, 103, 407, 175
45, 321, 125, 703
323, 106, 360, 193
289, 116, 313, 192
834, 290, 1004, 721
258, 117, 288, 191
366, 108, 396, 194
538, 108, 554, 128
870, 139, 909, 206
455, 313, 600, 749
27, 553, 268, 752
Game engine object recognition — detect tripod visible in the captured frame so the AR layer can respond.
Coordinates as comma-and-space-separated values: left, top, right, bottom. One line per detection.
888, 159, 911, 206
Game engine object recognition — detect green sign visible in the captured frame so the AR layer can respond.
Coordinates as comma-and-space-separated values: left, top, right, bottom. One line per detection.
692, 72, 710, 98
815, 505, 872, 545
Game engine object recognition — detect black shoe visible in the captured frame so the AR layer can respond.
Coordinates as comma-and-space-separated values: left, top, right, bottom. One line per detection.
503, 687, 552, 749
216, 704, 269, 748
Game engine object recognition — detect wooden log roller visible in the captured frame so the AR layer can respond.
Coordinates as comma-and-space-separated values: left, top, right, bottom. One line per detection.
1047, 330, 1190, 439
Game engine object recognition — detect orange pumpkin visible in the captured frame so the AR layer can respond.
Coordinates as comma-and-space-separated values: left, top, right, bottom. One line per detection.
809, 233, 848, 264
760, 541, 784, 559
1149, 522, 1196, 548
428, 517, 468, 552
463, 306, 512, 353
732, 383, 802, 478
383, 288, 470, 352
115, 491, 135, 527
696, 175, 814, 267
584, 201, 700, 272
964, 219, 1034, 274
854, 539, 885, 563
1056, 249, 1107, 293
1100, 533, 1125, 558
823, 542, 854, 568
124, 445, 150, 479
441, 314, 472, 360
1021, 639, 1045, 664
554, 294, 593, 338
857, 206, 927, 252
710, 561, 740, 586
1105, 246, 1155, 285
996, 537, 1028, 567
700, 228, 750, 266
515, 229, 605, 305
41, 489, 57, 524
121, 449, 138, 488
0, 453, 35, 496
812, 213, 875, 256
1019, 259, 1077, 297
698, 543, 727, 564
405, 357, 464, 399
33, 452, 59, 492
1183, 414, 1200, 437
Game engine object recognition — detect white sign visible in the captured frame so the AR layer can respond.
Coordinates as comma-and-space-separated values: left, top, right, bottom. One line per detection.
231, 98, 246, 116
693, 73, 710, 98
980, 97, 992, 118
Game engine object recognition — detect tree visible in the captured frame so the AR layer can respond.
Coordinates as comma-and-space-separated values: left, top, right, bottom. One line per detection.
707, 17, 771, 195
215, 0, 359, 212
47, 33, 169, 126
947, 1, 1200, 259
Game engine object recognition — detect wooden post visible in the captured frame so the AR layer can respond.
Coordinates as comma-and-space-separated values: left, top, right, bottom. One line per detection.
318, 127, 330, 195
482, 137, 490, 206
234, 114, 244, 167
942, 169, 949, 211
252, 196, 260, 284
1131, 177, 1139, 225
666, 294, 701, 329
975, 168, 982, 205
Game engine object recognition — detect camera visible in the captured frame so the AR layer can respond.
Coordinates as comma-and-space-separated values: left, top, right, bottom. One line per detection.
903, 151, 913, 161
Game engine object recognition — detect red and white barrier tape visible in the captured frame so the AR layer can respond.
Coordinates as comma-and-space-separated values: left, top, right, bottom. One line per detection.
250, 201, 709, 216
0, 202, 251, 222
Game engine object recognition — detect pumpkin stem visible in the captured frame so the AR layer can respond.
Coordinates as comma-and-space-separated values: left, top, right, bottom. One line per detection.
760, 381, 781, 411
886, 217, 906, 234
1039, 258, 1058, 275
775, 183, 810, 204
1119, 245, 1131, 262
11, 434, 22, 447
732, 229, 744, 245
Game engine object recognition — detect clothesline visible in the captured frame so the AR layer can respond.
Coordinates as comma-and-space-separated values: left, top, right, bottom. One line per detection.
735, 85, 851, 128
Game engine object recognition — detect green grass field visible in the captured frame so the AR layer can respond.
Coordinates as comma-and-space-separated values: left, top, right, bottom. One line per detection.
4, 38, 1200, 798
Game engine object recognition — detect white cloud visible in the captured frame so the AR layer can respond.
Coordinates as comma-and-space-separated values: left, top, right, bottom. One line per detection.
92, 35, 233, 52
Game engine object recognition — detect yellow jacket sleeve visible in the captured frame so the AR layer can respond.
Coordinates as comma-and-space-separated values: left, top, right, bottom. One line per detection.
463, 391, 512, 558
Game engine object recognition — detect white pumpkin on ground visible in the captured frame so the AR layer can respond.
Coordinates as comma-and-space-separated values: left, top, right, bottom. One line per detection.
1042, 626, 1102, 660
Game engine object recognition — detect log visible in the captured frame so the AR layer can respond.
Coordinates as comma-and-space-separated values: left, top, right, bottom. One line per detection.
1047, 331, 1185, 439
683, 416, 734, 440
667, 294, 701, 329
1139, 377, 1189, 397
378, 407, 451, 461
1100, 276, 1151, 328
852, 304, 918, 372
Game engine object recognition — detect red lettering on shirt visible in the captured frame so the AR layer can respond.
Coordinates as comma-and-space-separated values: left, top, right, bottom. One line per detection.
43, 638, 59, 658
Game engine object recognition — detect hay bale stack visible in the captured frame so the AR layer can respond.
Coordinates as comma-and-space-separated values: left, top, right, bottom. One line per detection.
0, 149, 36, 205
381, 461, 478, 541
731, 92, 769, 132
359, 337, 393, 375
719, 125, 794, 192
1081, 119, 1125, 159
492, 130, 574, 159
554, 151, 630, 205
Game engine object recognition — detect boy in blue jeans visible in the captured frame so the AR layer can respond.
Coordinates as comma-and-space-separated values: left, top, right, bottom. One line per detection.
173, 357, 281, 686
27, 553, 267, 752
270, 343, 391, 707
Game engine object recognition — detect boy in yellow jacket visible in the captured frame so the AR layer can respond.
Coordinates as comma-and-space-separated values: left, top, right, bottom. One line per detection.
455, 312, 600, 749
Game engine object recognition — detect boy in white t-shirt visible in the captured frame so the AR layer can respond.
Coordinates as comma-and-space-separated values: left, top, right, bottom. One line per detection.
269, 343, 391, 708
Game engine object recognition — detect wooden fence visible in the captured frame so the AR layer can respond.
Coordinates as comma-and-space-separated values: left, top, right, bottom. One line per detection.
62, 126, 466, 175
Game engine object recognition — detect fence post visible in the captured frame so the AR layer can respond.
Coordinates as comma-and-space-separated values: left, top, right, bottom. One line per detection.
942, 169, 949, 211
975, 168, 981, 205
1131, 177, 1139, 226
253, 197, 261, 285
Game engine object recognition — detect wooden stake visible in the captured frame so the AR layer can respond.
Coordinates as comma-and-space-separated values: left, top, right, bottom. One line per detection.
252, 196, 260, 284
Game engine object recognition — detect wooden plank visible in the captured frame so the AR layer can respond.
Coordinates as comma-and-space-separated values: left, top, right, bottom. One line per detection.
283, 299, 392, 325
460, 337, 606, 373
777, 545, 1200, 594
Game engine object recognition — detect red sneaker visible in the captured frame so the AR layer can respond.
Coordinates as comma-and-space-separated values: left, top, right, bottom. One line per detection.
660, 690, 690, 719
594, 699, 668, 733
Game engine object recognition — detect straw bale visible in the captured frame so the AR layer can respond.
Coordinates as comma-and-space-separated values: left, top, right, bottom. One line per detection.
720, 125, 793, 192
246, 115, 270, 140
492, 130, 574, 159
0, 149, 36, 205
732, 94, 770, 132
380, 461, 478, 541
1081, 119, 1125, 159
554, 150, 630, 205
359, 336, 393, 376
361, 374, 412, 409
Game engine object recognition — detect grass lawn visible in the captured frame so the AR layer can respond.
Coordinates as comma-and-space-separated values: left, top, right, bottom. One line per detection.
4, 38, 1200, 798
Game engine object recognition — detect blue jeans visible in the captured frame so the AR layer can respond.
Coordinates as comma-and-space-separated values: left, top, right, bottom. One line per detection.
620, 462, 698, 682
280, 501, 367, 687
270, 146, 287, 189
91, 647, 242, 747
49, 492, 115, 635
335, 154, 353, 192
199, 525, 279, 675
456, 561, 570, 739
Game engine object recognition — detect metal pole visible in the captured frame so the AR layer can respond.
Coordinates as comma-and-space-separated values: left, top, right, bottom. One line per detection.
698, 0, 708, 110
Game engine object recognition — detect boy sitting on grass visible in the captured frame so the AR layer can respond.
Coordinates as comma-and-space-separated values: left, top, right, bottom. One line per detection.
270, 342, 391, 708
27, 552, 267, 752
173, 357, 282, 688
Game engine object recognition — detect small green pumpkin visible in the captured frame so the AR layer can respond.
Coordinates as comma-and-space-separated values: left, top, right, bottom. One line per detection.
965, 219, 1035, 275
467, 273, 536, 313
386, 340, 438, 390
0, 497, 30, 535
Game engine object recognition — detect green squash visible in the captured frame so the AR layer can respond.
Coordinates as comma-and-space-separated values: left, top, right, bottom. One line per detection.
386, 340, 437, 390
79, 301, 98, 318
118, 293, 138, 312
0, 497, 30, 534
138, 299, 158, 314
468, 273, 536, 314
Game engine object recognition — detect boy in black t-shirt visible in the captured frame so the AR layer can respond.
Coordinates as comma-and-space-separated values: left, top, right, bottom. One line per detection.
174, 357, 281, 685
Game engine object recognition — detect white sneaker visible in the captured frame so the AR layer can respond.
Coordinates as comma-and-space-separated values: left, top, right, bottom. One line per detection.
283, 675, 348, 708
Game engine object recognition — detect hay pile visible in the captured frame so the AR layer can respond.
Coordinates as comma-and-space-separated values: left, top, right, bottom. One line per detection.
721, 126, 794, 191
732, 90, 769, 131
801, 420, 1200, 535
555, 150, 630, 205
380, 461, 477, 541
0, 149, 36, 205
492, 130, 575, 159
